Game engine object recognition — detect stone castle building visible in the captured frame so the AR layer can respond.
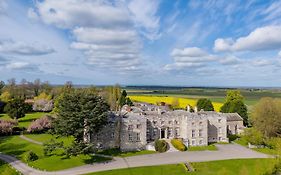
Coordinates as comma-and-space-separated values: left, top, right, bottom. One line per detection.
91, 103, 244, 151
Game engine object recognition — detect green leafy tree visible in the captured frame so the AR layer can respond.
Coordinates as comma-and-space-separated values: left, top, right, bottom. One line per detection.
196, 98, 214, 111
4, 98, 26, 120
251, 97, 281, 138
119, 90, 127, 107
53, 89, 109, 143
220, 90, 248, 125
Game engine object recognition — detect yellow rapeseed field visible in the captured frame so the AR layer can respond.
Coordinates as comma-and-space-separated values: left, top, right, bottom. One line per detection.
129, 95, 223, 111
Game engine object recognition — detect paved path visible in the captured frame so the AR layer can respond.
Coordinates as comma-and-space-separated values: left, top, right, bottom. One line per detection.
19, 135, 43, 145
0, 143, 273, 175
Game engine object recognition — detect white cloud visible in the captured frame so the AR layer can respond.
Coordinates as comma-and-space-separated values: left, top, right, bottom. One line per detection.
128, 0, 161, 40
0, 40, 55, 55
278, 50, 281, 58
5, 62, 38, 71
252, 59, 273, 66
0, 0, 7, 14
33, 0, 131, 29
214, 26, 281, 52
219, 55, 241, 65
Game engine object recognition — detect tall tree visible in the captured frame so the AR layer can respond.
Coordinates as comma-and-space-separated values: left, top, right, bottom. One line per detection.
220, 90, 248, 125
251, 97, 281, 137
196, 98, 214, 111
53, 89, 109, 143
0, 81, 5, 93
4, 98, 27, 120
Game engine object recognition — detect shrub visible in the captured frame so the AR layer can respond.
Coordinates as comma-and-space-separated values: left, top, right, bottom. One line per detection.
171, 138, 187, 151
0, 101, 6, 113
4, 98, 27, 119
155, 140, 168, 153
0, 119, 17, 135
25, 151, 38, 162
228, 134, 239, 142
244, 128, 264, 145
27, 115, 53, 133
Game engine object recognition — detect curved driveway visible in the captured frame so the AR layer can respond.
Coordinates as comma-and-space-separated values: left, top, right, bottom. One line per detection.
0, 143, 272, 175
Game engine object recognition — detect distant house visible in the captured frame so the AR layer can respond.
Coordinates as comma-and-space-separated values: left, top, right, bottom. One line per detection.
90, 103, 245, 151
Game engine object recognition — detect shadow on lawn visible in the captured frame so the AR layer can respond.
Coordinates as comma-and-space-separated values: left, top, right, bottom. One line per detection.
84, 156, 112, 164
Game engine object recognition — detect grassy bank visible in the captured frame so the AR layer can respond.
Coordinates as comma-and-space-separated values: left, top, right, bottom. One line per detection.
0, 160, 20, 175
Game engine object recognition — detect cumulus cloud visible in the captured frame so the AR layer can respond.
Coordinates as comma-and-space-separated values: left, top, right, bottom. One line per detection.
164, 47, 219, 71
251, 59, 273, 66
0, 0, 7, 14
214, 26, 281, 52
33, 0, 131, 29
219, 55, 241, 65
0, 40, 55, 55
278, 50, 281, 58
5, 62, 38, 71
30, 0, 160, 73
128, 0, 161, 40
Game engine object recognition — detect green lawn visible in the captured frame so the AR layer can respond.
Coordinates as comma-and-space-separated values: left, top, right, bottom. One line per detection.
24, 133, 74, 146
190, 158, 276, 175
0, 160, 20, 175
0, 112, 49, 128
0, 136, 111, 171
234, 138, 278, 155
86, 158, 276, 175
98, 148, 156, 157
187, 144, 217, 151
85, 164, 187, 175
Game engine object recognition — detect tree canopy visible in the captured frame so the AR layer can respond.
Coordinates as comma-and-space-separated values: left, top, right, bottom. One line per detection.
196, 98, 214, 111
4, 98, 27, 120
53, 89, 109, 143
251, 97, 281, 138
220, 90, 248, 125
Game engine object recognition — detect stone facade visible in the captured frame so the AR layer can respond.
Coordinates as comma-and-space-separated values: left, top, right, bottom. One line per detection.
91, 103, 244, 151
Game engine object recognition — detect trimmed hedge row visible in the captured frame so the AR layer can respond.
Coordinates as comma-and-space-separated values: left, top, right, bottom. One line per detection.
155, 140, 168, 153
171, 138, 187, 151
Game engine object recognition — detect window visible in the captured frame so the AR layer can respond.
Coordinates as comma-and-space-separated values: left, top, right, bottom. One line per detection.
168, 128, 172, 137
153, 128, 158, 136
218, 119, 221, 123
136, 124, 141, 129
219, 137, 222, 141
168, 121, 172, 124
175, 128, 180, 136
192, 122, 195, 126
128, 125, 133, 131
161, 121, 165, 125
136, 133, 140, 141
192, 130, 195, 138
199, 140, 203, 145
153, 121, 157, 125
199, 129, 202, 137
192, 140, 195, 145
218, 127, 222, 134
199, 121, 202, 125
175, 120, 179, 125
128, 133, 133, 141
110, 132, 115, 139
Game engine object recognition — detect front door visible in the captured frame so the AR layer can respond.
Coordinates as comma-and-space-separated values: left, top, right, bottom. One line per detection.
161, 129, 165, 139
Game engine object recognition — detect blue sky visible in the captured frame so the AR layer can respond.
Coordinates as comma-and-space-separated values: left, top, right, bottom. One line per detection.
1, 0, 281, 87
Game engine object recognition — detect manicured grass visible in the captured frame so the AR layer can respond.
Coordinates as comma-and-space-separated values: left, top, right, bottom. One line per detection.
0, 112, 49, 128
0, 136, 111, 171
85, 164, 187, 175
86, 158, 276, 175
0, 160, 20, 175
24, 133, 74, 146
98, 148, 156, 157
187, 144, 217, 151
234, 138, 278, 155
129, 95, 223, 111
190, 158, 276, 175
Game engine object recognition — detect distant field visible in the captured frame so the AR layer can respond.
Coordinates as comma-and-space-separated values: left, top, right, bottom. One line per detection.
129, 95, 223, 111
126, 87, 281, 108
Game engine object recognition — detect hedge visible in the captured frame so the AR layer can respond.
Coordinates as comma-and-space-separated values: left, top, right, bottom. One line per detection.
155, 140, 168, 153
171, 138, 187, 151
